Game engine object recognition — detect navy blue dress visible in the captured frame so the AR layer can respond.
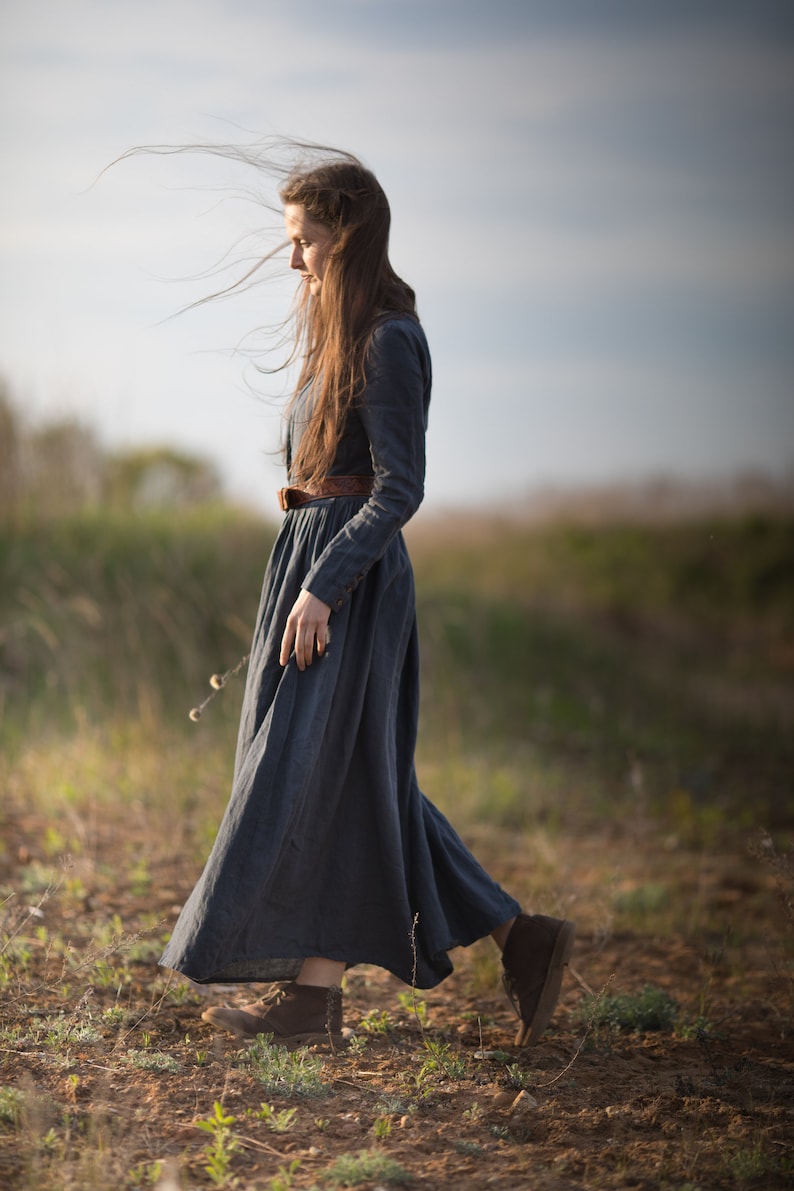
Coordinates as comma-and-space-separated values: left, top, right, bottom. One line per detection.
159, 316, 520, 989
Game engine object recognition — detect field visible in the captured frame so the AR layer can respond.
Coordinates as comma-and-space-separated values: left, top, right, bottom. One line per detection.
1, 502, 793, 1190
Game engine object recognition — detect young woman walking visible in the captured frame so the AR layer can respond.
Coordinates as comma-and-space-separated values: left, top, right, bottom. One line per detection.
158, 146, 575, 1047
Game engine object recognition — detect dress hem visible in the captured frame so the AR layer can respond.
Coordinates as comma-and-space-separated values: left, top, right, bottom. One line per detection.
158, 899, 521, 991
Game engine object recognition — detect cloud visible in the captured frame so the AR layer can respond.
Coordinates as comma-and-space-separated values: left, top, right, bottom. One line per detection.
1, 0, 793, 508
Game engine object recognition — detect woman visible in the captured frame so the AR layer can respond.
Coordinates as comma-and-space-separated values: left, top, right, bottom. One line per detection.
159, 147, 574, 1047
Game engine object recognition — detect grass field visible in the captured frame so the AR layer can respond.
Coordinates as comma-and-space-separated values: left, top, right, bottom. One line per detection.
1, 502, 793, 1189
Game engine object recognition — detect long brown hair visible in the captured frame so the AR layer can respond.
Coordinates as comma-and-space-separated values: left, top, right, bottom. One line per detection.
280, 154, 417, 485
100, 140, 416, 484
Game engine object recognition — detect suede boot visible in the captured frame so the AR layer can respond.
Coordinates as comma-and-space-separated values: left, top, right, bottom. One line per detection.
501, 913, 575, 1046
202, 981, 345, 1046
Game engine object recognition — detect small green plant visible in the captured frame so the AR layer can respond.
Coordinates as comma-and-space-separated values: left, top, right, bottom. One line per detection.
577, 984, 678, 1036
102, 1006, 126, 1026
195, 1101, 239, 1187
128, 1159, 164, 1187
372, 1114, 392, 1139
489, 1122, 533, 1145
375, 1095, 410, 1116
257, 1102, 298, 1133
128, 935, 165, 963
0, 1085, 24, 1126
63, 876, 88, 903
40, 1126, 61, 1154
266, 1159, 301, 1190
129, 857, 152, 896
126, 1049, 180, 1073
91, 958, 128, 989
418, 1037, 467, 1082
359, 1008, 393, 1035
2, 936, 32, 974
42, 825, 68, 858
677, 1014, 718, 1041
167, 980, 202, 1006
504, 1063, 536, 1091
243, 1035, 327, 1097
43, 1015, 101, 1048
315, 1117, 330, 1132
724, 1139, 793, 1184
319, 1147, 411, 1186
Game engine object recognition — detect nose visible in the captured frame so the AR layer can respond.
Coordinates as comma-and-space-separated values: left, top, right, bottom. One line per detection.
289, 244, 304, 271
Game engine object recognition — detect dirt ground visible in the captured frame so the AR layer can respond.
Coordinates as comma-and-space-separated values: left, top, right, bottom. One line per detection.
1, 810, 793, 1190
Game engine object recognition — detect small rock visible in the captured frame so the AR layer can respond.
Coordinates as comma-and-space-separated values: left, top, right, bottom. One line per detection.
510, 1090, 538, 1115
492, 1090, 515, 1109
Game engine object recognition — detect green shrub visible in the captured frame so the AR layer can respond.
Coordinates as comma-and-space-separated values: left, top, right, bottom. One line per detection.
580, 984, 678, 1035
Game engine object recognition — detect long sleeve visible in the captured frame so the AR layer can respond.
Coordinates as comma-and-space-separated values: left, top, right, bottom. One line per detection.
300, 317, 431, 611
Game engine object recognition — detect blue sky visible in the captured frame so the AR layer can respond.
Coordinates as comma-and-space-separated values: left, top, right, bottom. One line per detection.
1, 0, 792, 511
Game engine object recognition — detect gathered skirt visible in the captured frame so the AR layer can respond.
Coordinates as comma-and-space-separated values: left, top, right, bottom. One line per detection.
159, 496, 520, 989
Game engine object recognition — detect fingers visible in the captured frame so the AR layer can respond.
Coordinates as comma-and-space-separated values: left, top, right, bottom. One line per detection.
278, 618, 296, 668
280, 591, 332, 670
289, 623, 324, 670
293, 624, 318, 670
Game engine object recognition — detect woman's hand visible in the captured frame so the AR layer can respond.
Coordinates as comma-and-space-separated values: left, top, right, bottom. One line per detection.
280, 589, 332, 670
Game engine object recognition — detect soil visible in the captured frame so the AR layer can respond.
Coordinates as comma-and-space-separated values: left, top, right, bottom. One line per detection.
1, 811, 793, 1190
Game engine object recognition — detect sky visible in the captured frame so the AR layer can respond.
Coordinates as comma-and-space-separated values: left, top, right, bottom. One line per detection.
1, 0, 793, 513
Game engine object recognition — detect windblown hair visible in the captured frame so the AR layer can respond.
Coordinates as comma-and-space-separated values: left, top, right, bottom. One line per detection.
280, 154, 417, 486
101, 139, 416, 486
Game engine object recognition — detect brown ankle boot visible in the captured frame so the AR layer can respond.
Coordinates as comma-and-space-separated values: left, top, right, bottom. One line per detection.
202, 981, 346, 1046
501, 914, 575, 1046
238, 983, 290, 1017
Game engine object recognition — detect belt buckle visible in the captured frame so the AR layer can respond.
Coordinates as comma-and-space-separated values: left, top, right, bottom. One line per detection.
278, 487, 290, 511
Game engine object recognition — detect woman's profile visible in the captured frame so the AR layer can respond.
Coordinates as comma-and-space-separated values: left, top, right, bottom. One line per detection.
155, 142, 575, 1048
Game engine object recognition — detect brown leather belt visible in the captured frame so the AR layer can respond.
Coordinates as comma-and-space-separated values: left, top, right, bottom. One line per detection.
278, 475, 374, 511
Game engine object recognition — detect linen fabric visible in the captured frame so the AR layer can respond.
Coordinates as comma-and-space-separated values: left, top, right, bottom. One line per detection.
159, 316, 520, 988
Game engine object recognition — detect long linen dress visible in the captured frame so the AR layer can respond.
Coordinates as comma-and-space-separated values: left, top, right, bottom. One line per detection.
159, 315, 520, 989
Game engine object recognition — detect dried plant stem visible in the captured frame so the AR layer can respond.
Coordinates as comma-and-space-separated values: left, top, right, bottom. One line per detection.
408, 912, 425, 1035
537, 973, 614, 1089
189, 652, 250, 721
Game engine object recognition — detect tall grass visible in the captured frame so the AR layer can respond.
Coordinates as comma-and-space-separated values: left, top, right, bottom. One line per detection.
412, 513, 794, 833
1, 506, 271, 740
2, 506, 792, 840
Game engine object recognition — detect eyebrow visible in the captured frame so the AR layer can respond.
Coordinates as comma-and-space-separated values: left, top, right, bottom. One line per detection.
285, 215, 328, 242
285, 221, 314, 241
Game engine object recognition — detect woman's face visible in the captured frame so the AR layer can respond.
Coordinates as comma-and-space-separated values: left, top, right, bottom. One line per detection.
284, 203, 332, 297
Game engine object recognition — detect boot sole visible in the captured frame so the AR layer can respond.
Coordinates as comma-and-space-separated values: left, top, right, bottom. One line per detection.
514, 918, 576, 1046
201, 1007, 350, 1048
